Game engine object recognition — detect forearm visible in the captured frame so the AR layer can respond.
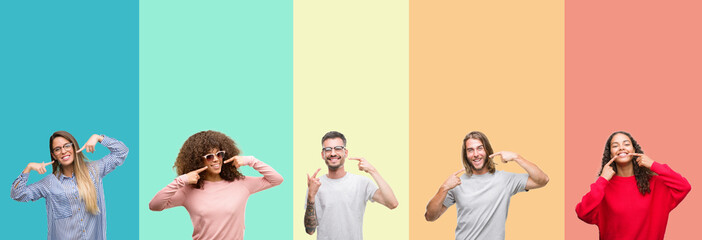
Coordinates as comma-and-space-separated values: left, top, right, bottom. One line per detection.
149, 175, 186, 211
369, 170, 398, 209
425, 187, 449, 221
304, 195, 318, 235
11, 173, 41, 202
248, 157, 284, 187
575, 177, 608, 224
515, 156, 549, 186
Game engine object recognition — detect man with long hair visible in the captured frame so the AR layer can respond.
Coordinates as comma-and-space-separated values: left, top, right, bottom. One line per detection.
303, 131, 398, 240
424, 131, 549, 240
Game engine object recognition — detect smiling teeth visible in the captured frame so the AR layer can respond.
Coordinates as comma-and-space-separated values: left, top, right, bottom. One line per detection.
62, 156, 70, 160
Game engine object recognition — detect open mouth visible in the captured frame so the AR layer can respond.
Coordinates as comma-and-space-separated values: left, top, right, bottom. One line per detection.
61, 155, 70, 161
210, 163, 221, 170
617, 152, 629, 157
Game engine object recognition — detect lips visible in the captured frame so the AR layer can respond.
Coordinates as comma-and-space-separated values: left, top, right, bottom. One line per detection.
210, 163, 221, 170
61, 155, 70, 161
617, 152, 629, 157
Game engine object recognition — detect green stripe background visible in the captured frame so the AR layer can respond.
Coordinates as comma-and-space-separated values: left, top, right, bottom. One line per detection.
139, 1, 292, 239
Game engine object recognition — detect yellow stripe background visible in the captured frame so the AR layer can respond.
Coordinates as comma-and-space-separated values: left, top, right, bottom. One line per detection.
293, 1, 409, 240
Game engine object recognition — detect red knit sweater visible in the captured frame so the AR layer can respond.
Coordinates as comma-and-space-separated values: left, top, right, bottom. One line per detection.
576, 162, 691, 240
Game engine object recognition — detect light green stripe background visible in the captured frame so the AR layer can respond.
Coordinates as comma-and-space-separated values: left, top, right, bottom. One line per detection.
139, 1, 292, 239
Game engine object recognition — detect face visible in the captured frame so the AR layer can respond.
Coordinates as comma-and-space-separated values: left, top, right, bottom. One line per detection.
609, 133, 635, 164
202, 148, 225, 176
321, 138, 347, 170
52, 137, 75, 166
465, 138, 488, 174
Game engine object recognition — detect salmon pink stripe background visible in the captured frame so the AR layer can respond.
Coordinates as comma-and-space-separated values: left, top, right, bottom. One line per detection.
565, 1, 702, 239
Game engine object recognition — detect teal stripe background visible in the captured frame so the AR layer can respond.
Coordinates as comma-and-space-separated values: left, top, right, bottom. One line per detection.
139, 1, 293, 239
0, 0, 139, 239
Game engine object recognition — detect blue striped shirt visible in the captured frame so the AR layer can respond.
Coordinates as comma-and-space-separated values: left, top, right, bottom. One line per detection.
11, 136, 128, 240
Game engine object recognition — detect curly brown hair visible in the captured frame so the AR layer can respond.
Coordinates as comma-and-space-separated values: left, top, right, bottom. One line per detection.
174, 130, 244, 189
598, 131, 654, 195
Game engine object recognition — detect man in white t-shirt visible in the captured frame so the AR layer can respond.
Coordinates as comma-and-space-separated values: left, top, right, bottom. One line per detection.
304, 131, 398, 240
424, 131, 550, 240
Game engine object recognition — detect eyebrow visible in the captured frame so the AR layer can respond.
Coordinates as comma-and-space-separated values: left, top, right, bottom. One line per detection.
466, 145, 484, 150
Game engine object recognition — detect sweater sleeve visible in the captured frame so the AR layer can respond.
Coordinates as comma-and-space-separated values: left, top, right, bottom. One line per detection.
240, 156, 283, 194
575, 177, 609, 225
149, 175, 188, 211
650, 162, 691, 210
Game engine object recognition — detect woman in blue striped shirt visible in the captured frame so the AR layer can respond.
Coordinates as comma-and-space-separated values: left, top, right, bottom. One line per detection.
11, 131, 129, 240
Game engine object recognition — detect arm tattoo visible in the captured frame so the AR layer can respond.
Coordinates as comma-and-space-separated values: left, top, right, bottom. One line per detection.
304, 198, 318, 234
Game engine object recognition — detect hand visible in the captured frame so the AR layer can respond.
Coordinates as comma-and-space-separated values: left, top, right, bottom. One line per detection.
441, 169, 465, 191
25, 161, 54, 174
600, 156, 617, 180
349, 157, 376, 173
184, 166, 208, 185
307, 168, 321, 197
78, 134, 104, 153
223, 156, 245, 168
631, 153, 653, 168
489, 151, 520, 163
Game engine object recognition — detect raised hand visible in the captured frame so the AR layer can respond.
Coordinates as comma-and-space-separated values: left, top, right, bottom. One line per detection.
489, 151, 520, 163
631, 153, 653, 168
442, 169, 465, 191
349, 157, 376, 173
24, 161, 54, 174
77, 134, 104, 153
184, 166, 208, 185
600, 156, 617, 180
223, 156, 245, 168
307, 168, 322, 197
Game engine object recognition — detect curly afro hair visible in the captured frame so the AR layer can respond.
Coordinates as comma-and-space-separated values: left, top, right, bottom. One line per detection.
174, 130, 244, 189
598, 131, 654, 195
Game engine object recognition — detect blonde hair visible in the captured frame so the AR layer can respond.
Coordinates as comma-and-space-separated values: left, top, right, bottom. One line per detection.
50, 131, 99, 215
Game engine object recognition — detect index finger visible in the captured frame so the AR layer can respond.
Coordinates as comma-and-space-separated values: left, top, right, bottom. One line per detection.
453, 168, 465, 176
630, 153, 643, 157
77, 146, 85, 153
607, 156, 617, 165
489, 152, 502, 159
43, 161, 55, 166
223, 157, 236, 164
311, 168, 321, 178
348, 157, 362, 161
194, 166, 208, 173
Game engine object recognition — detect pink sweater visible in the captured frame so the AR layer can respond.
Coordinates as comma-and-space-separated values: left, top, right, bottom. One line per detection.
575, 162, 691, 240
149, 156, 283, 240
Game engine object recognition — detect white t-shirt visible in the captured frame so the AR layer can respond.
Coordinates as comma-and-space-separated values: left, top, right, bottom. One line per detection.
311, 172, 378, 240
443, 171, 528, 240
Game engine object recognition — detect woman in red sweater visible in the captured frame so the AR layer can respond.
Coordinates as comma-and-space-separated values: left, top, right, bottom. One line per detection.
575, 131, 691, 240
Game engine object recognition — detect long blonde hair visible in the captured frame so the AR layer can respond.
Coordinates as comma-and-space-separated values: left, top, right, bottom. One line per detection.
50, 131, 99, 215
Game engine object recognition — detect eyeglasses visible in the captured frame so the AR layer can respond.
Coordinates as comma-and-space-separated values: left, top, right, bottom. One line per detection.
203, 151, 225, 162
52, 143, 74, 154
322, 146, 345, 153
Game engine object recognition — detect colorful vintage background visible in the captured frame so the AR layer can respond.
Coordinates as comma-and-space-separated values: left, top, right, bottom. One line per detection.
2, 0, 700, 240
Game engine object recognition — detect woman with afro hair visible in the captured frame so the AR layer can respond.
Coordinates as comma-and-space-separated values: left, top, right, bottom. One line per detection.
149, 130, 283, 240
575, 131, 691, 240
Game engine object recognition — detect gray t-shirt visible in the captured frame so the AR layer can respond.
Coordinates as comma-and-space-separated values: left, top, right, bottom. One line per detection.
311, 172, 378, 240
443, 171, 528, 240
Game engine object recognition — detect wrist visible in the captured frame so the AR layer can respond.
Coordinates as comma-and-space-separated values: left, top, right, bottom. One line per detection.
307, 195, 316, 203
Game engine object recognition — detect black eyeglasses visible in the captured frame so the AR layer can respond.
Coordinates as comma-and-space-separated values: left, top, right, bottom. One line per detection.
322, 146, 345, 153
202, 151, 225, 162
52, 143, 73, 154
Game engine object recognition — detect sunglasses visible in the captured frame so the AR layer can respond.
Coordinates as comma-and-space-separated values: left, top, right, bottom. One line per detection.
202, 151, 225, 162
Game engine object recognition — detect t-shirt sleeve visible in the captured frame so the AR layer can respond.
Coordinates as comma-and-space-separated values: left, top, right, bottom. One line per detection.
363, 176, 379, 203
507, 172, 529, 195
443, 188, 456, 208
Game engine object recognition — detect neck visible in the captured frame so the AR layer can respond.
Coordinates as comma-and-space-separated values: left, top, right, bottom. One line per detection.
616, 161, 634, 177
327, 166, 347, 179
61, 164, 74, 177
204, 172, 223, 182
